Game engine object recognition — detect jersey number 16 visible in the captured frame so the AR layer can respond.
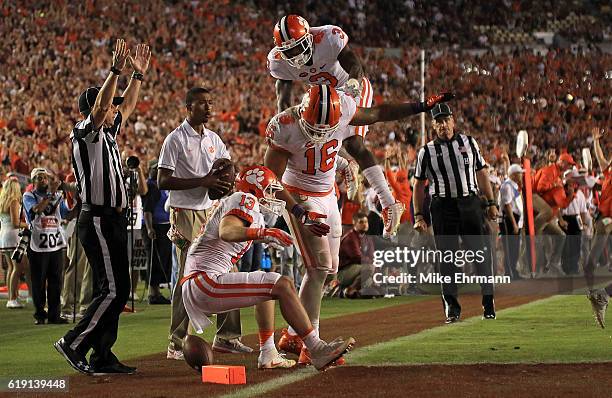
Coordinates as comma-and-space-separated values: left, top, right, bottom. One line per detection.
302, 139, 339, 175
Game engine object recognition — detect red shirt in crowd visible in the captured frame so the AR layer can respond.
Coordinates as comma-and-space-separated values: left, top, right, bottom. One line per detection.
339, 229, 374, 270
534, 163, 573, 210
599, 170, 611, 218
341, 196, 361, 226
385, 168, 411, 223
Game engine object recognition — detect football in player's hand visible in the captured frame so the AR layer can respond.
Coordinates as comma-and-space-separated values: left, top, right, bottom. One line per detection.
183, 335, 214, 372
208, 158, 235, 200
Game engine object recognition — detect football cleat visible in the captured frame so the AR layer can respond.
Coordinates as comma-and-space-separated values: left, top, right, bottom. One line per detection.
258, 349, 296, 369
278, 328, 304, 356
308, 337, 355, 371
382, 202, 405, 239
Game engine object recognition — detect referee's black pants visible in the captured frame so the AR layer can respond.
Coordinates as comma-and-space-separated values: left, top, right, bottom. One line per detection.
62, 210, 130, 367
430, 195, 494, 316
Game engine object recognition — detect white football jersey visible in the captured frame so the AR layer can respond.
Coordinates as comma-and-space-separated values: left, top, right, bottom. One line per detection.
267, 25, 350, 88
266, 92, 357, 193
185, 192, 265, 275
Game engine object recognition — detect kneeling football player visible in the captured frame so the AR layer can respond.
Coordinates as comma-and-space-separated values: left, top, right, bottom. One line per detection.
181, 165, 354, 370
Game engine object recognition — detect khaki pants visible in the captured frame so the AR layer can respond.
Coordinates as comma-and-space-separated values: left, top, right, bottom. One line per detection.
168, 207, 242, 351
532, 194, 553, 234
337, 263, 362, 289
61, 227, 93, 314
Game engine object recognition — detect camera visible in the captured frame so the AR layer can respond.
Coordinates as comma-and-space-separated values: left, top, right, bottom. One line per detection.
11, 229, 31, 263
126, 156, 140, 169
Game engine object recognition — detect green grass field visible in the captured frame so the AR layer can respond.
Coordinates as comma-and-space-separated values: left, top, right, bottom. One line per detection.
1, 293, 609, 380
0, 295, 419, 377
351, 295, 612, 365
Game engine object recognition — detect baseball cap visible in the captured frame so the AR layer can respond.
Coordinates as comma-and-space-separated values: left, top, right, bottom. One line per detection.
507, 164, 524, 176
558, 153, 576, 165
431, 103, 452, 119
78, 87, 124, 114
30, 167, 48, 180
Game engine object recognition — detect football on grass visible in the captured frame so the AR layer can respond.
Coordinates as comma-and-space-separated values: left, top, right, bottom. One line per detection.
208, 158, 235, 200
183, 335, 214, 372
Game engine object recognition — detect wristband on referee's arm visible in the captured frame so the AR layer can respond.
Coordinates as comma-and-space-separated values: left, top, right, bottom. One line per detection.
131, 71, 144, 81
414, 212, 424, 219
486, 200, 498, 208
110, 66, 122, 75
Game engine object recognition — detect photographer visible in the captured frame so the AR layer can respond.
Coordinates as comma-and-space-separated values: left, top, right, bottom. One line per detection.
123, 152, 148, 300
23, 168, 76, 324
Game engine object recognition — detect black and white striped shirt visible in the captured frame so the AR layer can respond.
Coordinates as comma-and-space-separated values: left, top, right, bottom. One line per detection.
71, 112, 127, 208
415, 132, 486, 198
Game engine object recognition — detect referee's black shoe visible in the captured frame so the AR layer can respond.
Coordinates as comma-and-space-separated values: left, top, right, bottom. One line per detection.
91, 362, 137, 376
54, 338, 92, 375
482, 295, 496, 320
445, 314, 460, 324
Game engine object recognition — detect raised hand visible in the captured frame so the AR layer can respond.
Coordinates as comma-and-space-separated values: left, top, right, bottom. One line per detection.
112, 39, 130, 72
128, 44, 151, 74
591, 126, 604, 141
424, 92, 455, 110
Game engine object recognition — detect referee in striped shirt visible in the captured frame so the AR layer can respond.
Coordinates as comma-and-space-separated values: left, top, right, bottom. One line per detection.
413, 104, 499, 324
55, 39, 151, 375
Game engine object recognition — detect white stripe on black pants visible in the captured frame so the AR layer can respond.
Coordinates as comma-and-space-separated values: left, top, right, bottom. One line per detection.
62, 210, 130, 366
429, 195, 494, 316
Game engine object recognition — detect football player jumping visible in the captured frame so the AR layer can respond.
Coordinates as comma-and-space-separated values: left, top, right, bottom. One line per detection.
181, 166, 355, 370
263, 85, 453, 365
268, 14, 365, 199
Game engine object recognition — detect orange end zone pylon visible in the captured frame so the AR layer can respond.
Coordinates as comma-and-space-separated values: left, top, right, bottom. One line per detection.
522, 157, 536, 276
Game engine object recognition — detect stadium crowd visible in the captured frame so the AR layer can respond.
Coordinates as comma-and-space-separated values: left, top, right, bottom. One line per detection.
0, 0, 610, 315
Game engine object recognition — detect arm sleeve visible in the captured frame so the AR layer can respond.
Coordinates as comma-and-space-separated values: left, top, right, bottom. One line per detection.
71, 114, 100, 141
111, 111, 123, 138
223, 193, 260, 225
468, 136, 487, 171
267, 51, 294, 80
414, 147, 428, 180
22, 193, 37, 224
142, 182, 160, 213
536, 167, 557, 193
499, 184, 513, 205
326, 25, 349, 57
59, 198, 69, 219
265, 116, 292, 153
158, 134, 178, 171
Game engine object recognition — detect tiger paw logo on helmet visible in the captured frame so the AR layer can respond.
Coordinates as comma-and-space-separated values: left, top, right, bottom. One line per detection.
244, 168, 266, 190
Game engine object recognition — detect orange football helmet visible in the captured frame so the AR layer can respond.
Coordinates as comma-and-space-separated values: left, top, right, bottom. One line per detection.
273, 15, 313, 68
299, 85, 342, 144
235, 166, 285, 217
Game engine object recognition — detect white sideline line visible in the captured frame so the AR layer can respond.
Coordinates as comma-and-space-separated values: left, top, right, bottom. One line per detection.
220, 296, 565, 398
219, 368, 317, 398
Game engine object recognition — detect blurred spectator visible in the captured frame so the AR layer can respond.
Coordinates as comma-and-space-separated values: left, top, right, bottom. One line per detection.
498, 164, 525, 280
24, 168, 74, 325
142, 159, 171, 305
560, 170, 588, 275
338, 211, 374, 298
60, 172, 93, 319
0, 177, 28, 308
